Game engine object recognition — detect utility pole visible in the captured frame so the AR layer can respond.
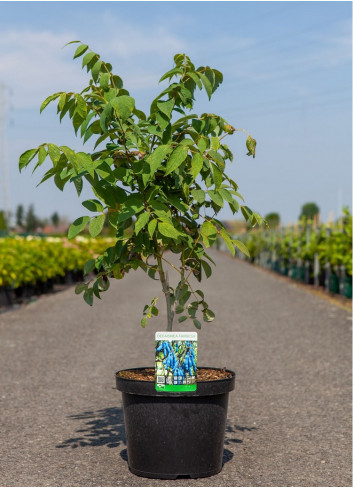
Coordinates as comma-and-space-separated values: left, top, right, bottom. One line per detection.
0, 83, 10, 224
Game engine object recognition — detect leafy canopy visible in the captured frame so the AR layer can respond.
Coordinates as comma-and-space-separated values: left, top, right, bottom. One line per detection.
19, 41, 260, 330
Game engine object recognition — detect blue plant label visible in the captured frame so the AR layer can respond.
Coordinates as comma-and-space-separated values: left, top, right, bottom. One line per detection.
155, 332, 198, 392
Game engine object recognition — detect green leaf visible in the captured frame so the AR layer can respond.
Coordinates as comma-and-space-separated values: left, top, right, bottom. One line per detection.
73, 44, 88, 58
193, 319, 201, 329
158, 222, 180, 239
83, 288, 94, 306
253, 212, 263, 226
54, 173, 66, 191
60, 146, 77, 169
115, 195, 144, 223
179, 286, 191, 306
40, 93, 61, 113
200, 221, 217, 248
192, 119, 204, 133
198, 72, 213, 100
89, 214, 105, 237
241, 205, 253, 221
111, 95, 135, 121
82, 199, 104, 212
19, 149, 37, 171
99, 72, 110, 91
186, 71, 202, 89
82, 51, 96, 69
91, 60, 102, 81
195, 289, 204, 299
203, 309, 215, 322
47, 144, 61, 165
218, 188, 233, 203
73, 176, 83, 196
191, 153, 203, 180
191, 189, 205, 204
211, 136, 220, 151
84, 259, 96, 275
233, 239, 250, 257
135, 212, 150, 235
210, 163, 223, 189
157, 99, 174, 119
246, 135, 256, 158
201, 260, 212, 278
156, 111, 169, 131
167, 195, 189, 213
213, 69, 223, 92
100, 103, 113, 131
74, 94, 87, 118
146, 145, 172, 173
64, 40, 80, 47
208, 190, 223, 207
165, 145, 188, 175
159, 66, 183, 82
208, 150, 224, 167
175, 305, 184, 314
75, 283, 87, 294
36, 145, 47, 167
68, 216, 90, 239
148, 219, 157, 237
76, 152, 94, 175
197, 137, 207, 154
178, 315, 188, 323
141, 317, 147, 328
220, 228, 235, 256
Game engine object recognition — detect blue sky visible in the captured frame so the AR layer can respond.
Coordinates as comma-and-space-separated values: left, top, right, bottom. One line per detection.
0, 1, 351, 225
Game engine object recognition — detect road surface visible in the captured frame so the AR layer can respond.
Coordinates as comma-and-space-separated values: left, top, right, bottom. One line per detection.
0, 250, 351, 486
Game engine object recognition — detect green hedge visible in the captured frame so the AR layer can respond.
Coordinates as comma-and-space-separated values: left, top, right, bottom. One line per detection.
0, 236, 115, 288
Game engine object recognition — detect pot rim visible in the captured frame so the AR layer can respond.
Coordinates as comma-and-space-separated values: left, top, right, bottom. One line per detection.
116, 366, 235, 397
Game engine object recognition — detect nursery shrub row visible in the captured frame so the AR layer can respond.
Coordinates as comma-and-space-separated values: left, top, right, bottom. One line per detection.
227, 210, 352, 298
0, 236, 115, 303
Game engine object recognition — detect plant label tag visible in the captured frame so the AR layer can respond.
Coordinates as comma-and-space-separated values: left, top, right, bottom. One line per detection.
155, 332, 198, 392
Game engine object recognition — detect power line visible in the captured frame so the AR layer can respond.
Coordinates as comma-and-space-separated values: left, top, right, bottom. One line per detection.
0, 84, 10, 219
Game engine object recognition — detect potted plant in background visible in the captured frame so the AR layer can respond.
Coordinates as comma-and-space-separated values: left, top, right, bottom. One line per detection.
19, 41, 261, 479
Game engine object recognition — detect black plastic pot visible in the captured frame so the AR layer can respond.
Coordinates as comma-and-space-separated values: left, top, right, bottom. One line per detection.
116, 366, 235, 480
345, 277, 352, 299
331, 273, 339, 294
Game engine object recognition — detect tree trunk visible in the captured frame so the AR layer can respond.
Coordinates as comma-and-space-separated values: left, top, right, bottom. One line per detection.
157, 255, 174, 331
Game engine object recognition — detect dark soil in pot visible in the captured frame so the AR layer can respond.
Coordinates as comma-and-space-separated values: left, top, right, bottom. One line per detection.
118, 367, 232, 382
116, 366, 235, 480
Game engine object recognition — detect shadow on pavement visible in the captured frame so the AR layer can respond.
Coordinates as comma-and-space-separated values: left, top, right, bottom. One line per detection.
56, 407, 126, 449
56, 408, 258, 466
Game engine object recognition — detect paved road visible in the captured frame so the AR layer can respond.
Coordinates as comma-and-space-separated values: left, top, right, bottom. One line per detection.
0, 251, 351, 487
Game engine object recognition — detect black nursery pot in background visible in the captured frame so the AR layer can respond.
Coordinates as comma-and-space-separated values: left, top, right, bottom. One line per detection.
116, 367, 235, 480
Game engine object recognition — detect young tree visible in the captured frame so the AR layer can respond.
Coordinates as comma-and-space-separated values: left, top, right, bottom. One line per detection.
51, 212, 60, 227
264, 212, 280, 228
19, 42, 261, 331
300, 202, 320, 220
25, 204, 38, 233
16, 204, 24, 228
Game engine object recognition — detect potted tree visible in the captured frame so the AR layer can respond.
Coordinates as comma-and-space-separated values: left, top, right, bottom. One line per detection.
19, 41, 261, 479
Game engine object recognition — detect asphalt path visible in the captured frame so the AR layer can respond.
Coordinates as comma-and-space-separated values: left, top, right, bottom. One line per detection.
0, 250, 351, 487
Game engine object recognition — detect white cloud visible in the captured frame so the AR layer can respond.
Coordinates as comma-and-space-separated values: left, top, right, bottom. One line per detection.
0, 19, 188, 111
98, 12, 186, 58
0, 29, 88, 109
